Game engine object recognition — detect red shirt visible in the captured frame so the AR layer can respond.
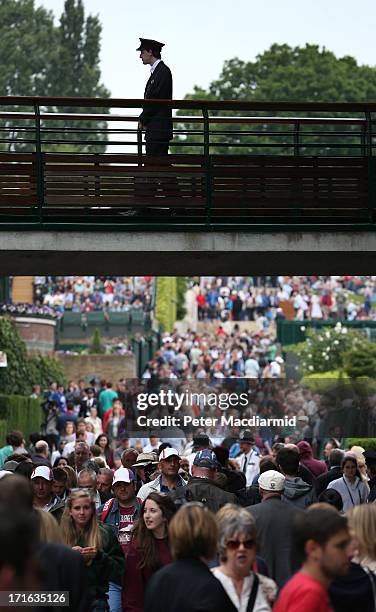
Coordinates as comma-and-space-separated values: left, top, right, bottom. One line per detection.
274, 572, 333, 612
118, 505, 135, 555
122, 536, 172, 612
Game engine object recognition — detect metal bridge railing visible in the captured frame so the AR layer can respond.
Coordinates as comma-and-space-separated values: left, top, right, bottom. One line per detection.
0, 97, 375, 229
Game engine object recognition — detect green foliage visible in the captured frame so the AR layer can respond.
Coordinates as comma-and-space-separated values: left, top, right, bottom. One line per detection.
174, 44, 376, 155
0, 420, 8, 447
176, 277, 188, 321
155, 278, 177, 333
0, 317, 66, 395
0, 318, 33, 395
28, 354, 67, 388
343, 343, 376, 379
0, 0, 110, 153
344, 438, 376, 451
0, 395, 43, 444
300, 370, 349, 391
91, 328, 104, 354
290, 323, 367, 376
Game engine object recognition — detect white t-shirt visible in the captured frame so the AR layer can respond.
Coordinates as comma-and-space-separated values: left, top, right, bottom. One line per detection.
211, 568, 272, 612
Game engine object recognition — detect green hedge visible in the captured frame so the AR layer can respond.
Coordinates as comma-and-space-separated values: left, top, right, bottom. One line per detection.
344, 438, 376, 451
0, 395, 43, 446
0, 420, 8, 447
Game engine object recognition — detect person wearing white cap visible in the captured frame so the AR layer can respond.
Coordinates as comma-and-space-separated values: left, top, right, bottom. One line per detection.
138, 447, 186, 502
247, 470, 302, 588
31, 465, 64, 518
98, 467, 141, 612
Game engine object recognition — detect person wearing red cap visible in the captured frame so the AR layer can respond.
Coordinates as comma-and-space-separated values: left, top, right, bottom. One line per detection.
137, 38, 173, 156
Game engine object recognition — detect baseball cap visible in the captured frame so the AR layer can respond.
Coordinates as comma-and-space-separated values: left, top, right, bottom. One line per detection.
258, 470, 285, 492
193, 449, 218, 470
159, 448, 179, 461
31, 465, 53, 481
112, 467, 135, 485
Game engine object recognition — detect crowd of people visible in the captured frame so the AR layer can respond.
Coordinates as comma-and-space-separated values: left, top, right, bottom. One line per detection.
0, 302, 62, 319
1, 366, 376, 610
194, 276, 376, 322
142, 327, 285, 381
32, 276, 154, 314
1, 418, 376, 612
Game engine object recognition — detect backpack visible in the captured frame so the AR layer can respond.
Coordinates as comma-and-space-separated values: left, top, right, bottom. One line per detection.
100, 497, 114, 522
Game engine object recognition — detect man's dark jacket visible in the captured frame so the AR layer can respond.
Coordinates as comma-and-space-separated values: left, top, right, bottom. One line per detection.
144, 558, 236, 612
247, 496, 301, 587
315, 465, 343, 496
368, 475, 376, 502
140, 61, 173, 142
172, 476, 237, 512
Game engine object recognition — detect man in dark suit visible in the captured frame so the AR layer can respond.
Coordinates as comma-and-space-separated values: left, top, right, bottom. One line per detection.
137, 38, 173, 155
247, 469, 302, 588
315, 448, 344, 497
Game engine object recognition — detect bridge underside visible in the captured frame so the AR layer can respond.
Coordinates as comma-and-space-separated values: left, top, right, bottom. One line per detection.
1, 231, 375, 275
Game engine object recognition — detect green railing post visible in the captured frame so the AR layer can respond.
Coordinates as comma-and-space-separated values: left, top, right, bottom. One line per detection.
361, 122, 367, 157
33, 103, 44, 225
293, 122, 300, 156
203, 107, 212, 227
366, 111, 374, 223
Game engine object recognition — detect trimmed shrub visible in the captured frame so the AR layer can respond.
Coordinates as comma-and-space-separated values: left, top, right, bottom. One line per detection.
344, 438, 376, 452
0, 395, 43, 445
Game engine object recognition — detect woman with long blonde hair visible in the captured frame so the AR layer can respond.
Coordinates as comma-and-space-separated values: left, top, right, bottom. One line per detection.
61, 489, 124, 611
348, 503, 376, 572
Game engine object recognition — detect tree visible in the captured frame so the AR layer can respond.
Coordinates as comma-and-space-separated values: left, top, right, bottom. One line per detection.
0, 317, 33, 395
47, 0, 110, 152
90, 328, 104, 354
173, 44, 376, 155
0, 0, 110, 152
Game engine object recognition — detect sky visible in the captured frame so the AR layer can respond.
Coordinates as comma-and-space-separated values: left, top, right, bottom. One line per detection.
38, 0, 376, 101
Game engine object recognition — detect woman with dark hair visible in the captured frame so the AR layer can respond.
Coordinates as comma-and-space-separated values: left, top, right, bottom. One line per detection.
327, 454, 368, 512
95, 433, 114, 469
53, 456, 68, 468
122, 492, 176, 612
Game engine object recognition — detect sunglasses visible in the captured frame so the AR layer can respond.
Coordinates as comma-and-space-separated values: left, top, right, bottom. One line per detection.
226, 539, 256, 550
